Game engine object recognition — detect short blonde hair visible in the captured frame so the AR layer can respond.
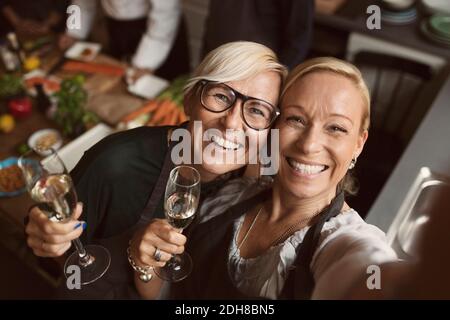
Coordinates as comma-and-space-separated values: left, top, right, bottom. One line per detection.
184, 41, 288, 96
281, 57, 371, 131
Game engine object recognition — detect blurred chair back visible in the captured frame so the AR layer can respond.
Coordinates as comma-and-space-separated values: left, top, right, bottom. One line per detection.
345, 32, 444, 217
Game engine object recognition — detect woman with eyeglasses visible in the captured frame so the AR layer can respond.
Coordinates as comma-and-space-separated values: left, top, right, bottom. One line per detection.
23, 41, 287, 299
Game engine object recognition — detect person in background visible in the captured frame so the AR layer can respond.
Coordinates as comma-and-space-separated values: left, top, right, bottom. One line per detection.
0, 0, 68, 37
202, 0, 314, 70
59, 0, 190, 81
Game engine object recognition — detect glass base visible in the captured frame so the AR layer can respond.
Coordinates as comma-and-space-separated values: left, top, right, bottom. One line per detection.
64, 245, 111, 285
154, 252, 193, 282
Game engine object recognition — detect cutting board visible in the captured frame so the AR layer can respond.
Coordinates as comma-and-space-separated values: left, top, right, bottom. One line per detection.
86, 93, 144, 126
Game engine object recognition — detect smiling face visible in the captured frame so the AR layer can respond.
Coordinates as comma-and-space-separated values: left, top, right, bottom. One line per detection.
185, 71, 281, 182
276, 71, 368, 202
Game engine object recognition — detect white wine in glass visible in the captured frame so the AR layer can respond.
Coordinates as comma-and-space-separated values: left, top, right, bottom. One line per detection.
19, 148, 110, 285
154, 165, 200, 282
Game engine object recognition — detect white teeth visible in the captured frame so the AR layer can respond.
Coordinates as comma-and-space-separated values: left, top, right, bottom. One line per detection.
211, 134, 241, 150
288, 158, 325, 174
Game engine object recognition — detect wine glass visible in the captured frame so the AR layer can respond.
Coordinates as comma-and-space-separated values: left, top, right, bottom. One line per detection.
154, 165, 200, 282
19, 147, 110, 285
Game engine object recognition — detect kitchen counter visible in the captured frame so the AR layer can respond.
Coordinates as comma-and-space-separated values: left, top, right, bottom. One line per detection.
366, 68, 450, 232
316, 0, 450, 60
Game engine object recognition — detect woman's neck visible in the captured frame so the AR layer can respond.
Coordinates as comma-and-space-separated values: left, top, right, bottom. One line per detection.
268, 178, 338, 223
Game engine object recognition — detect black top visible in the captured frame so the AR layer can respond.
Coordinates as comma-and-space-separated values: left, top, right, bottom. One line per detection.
202, 0, 314, 69
71, 126, 170, 243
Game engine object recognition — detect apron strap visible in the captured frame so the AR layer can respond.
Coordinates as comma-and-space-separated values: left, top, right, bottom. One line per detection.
138, 129, 177, 225
280, 191, 345, 299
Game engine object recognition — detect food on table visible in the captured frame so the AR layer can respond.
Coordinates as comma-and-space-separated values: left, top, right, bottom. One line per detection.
8, 97, 32, 119
118, 98, 187, 129
0, 74, 23, 98
24, 76, 61, 93
118, 76, 189, 129
0, 164, 25, 193
24, 56, 41, 71
0, 114, 15, 133
147, 99, 186, 126
62, 61, 125, 77
17, 143, 31, 155
35, 132, 59, 151
81, 48, 93, 58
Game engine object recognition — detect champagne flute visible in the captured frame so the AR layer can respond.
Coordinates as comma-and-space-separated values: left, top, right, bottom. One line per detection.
19, 148, 110, 285
154, 165, 200, 282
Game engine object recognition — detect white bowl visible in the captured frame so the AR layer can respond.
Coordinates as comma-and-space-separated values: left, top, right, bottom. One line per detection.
28, 128, 63, 156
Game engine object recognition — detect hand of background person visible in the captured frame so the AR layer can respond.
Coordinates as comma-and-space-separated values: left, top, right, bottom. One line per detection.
125, 67, 154, 85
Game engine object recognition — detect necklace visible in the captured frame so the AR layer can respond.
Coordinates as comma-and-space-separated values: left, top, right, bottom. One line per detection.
270, 210, 321, 247
237, 205, 322, 251
236, 205, 263, 251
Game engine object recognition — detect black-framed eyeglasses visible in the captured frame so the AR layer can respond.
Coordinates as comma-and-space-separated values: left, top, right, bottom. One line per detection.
199, 80, 280, 130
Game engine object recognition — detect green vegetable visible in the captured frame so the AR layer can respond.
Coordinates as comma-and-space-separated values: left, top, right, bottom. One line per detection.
156, 74, 189, 107
0, 74, 24, 98
53, 75, 98, 137
17, 143, 31, 155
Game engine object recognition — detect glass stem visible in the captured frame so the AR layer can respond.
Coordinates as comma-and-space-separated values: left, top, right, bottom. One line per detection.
72, 238, 90, 263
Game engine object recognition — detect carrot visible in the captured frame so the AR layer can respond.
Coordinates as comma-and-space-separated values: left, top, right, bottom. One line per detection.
62, 61, 125, 77
178, 109, 188, 123
122, 100, 160, 122
166, 107, 180, 126
158, 108, 177, 126
149, 99, 173, 125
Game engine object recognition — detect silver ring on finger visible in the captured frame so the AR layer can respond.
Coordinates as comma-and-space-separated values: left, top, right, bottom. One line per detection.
153, 247, 162, 262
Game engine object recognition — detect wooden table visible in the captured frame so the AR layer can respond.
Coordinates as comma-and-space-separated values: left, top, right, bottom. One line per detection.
0, 50, 146, 228
0, 45, 149, 287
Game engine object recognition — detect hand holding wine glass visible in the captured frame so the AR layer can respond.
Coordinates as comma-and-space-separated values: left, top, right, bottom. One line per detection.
19, 148, 110, 285
153, 165, 200, 282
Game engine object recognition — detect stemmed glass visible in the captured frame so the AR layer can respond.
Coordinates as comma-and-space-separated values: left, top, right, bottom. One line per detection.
154, 165, 200, 282
19, 148, 110, 285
